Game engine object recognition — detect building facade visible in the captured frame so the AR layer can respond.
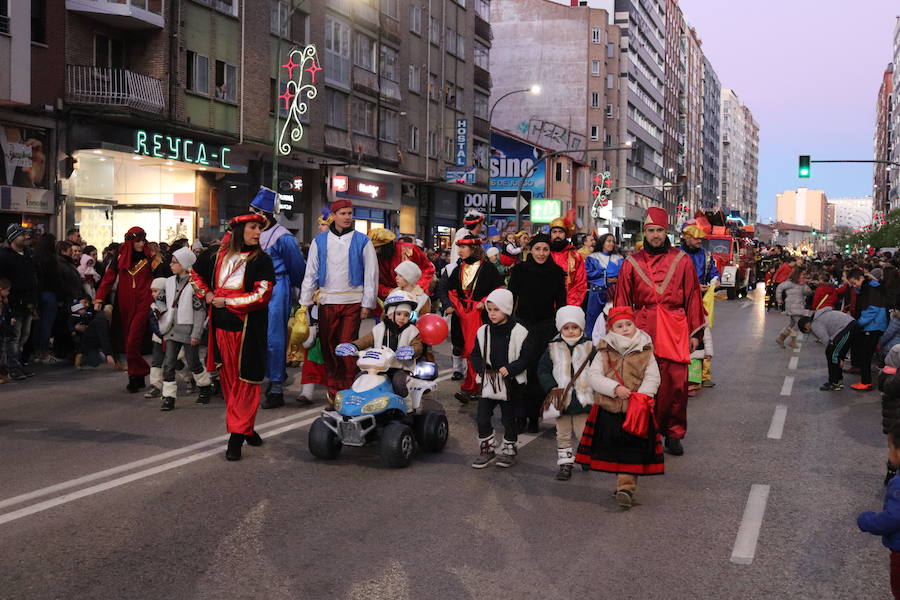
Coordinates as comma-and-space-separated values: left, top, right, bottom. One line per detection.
700, 55, 721, 211
775, 188, 827, 231
828, 197, 874, 231
875, 64, 894, 213
890, 18, 900, 211
719, 88, 759, 224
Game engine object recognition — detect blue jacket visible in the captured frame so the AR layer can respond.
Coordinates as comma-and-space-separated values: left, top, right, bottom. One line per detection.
858, 475, 900, 550
681, 245, 720, 285
857, 281, 889, 333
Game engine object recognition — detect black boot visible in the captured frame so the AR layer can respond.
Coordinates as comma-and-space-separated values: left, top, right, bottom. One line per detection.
226, 433, 244, 461
195, 385, 212, 405
886, 461, 898, 486
126, 375, 146, 393
665, 436, 684, 456
245, 431, 264, 447
526, 416, 540, 434
160, 397, 175, 411
211, 377, 222, 397
454, 391, 472, 405
261, 392, 285, 409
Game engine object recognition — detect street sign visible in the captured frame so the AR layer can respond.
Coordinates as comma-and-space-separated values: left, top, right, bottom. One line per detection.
445, 166, 476, 184
463, 191, 531, 216
455, 119, 468, 166
531, 198, 562, 223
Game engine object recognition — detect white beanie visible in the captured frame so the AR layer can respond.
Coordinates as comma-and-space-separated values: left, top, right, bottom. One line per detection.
172, 246, 197, 269
151, 277, 167, 291
485, 288, 514, 317
555, 305, 586, 332
394, 260, 422, 285
191, 239, 204, 251
486, 247, 500, 258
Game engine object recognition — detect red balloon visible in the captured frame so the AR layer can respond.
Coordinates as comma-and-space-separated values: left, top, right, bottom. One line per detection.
417, 313, 449, 345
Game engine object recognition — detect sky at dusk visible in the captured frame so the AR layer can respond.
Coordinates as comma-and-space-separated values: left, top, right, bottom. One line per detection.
678, 0, 898, 222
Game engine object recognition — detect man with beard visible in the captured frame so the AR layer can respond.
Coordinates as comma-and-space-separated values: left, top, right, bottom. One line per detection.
368, 228, 435, 302
681, 223, 719, 389
614, 207, 705, 456
247, 187, 307, 409
548, 217, 587, 307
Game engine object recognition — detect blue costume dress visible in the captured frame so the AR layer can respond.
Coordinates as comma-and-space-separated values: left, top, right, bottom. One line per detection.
260, 223, 306, 388
681, 245, 720, 286
585, 251, 623, 335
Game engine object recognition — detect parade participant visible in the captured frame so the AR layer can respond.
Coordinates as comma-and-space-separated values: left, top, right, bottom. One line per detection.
448, 209, 485, 267
680, 223, 720, 388
369, 228, 435, 302
94, 227, 161, 392
775, 267, 811, 350
538, 306, 595, 481
242, 187, 307, 409
442, 234, 504, 404
145, 277, 167, 398
191, 213, 275, 461
470, 288, 532, 468
548, 217, 587, 306
499, 232, 523, 267
156, 247, 212, 411
299, 199, 378, 406
486, 247, 508, 282
585, 233, 623, 337
576, 306, 662, 509
393, 260, 431, 314
614, 207, 705, 456
295, 305, 325, 406
508, 233, 567, 432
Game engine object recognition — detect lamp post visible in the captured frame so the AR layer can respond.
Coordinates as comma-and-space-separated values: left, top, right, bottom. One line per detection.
485, 85, 540, 226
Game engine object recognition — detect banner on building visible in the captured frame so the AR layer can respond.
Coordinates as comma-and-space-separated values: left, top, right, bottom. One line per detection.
0, 186, 53, 214
490, 132, 545, 201
0, 124, 50, 189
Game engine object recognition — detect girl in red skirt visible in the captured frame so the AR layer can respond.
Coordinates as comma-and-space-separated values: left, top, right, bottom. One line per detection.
192, 213, 275, 461
576, 307, 662, 509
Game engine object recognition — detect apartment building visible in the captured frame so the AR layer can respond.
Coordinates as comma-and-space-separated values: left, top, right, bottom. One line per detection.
720, 88, 758, 223
875, 64, 893, 212
699, 54, 720, 211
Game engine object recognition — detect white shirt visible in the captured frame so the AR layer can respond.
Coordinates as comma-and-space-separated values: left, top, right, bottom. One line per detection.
300, 230, 378, 308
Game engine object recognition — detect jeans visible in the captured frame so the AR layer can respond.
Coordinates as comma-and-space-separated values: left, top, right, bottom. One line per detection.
35, 291, 57, 353
163, 339, 203, 383
476, 397, 518, 442
3, 310, 33, 373
856, 329, 884, 385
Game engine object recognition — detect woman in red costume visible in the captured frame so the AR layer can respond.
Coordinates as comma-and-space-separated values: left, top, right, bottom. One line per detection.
192, 214, 275, 461
441, 235, 504, 404
94, 226, 161, 392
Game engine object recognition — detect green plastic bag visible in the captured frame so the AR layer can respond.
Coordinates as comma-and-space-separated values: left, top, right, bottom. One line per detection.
688, 358, 703, 384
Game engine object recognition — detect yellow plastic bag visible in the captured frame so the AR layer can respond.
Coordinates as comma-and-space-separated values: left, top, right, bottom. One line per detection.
287, 306, 310, 363
703, 285, 717, 328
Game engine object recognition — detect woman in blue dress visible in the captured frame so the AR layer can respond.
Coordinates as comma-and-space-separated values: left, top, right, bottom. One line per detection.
585, 233, 623, 338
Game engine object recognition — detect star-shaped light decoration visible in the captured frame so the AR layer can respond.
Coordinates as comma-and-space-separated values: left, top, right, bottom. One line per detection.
305, 61, 323, 83
279, 89, 296, 110
281, 56, 300, 79
277, 45, 322, 157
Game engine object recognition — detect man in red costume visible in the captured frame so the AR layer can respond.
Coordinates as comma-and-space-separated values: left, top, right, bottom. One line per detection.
549, 217, 587, 306
614, 207, 705, 456
369, 228, 435, 301
94, 226, 161, 392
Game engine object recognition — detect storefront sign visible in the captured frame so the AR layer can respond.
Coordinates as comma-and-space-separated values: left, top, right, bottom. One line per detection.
530, 198, 562, 223
463, 191, 531, 216
445, 166, 475, 184
490, 132, 545, 200
278, 193, 294, 212
0, 186, 53, 214
291, 176, 304, 191
332, 175, 349, 192
335, 176, 388, 202
455, 119, 468, 166
134, 130, 232, 170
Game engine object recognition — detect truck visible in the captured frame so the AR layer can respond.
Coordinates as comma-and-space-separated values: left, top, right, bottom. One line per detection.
700, 217, 758, 300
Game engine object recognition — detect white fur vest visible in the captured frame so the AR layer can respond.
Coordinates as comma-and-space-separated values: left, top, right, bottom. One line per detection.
548, 337, 595, 407
371, 322, 419, 369
475, 322, 529, 385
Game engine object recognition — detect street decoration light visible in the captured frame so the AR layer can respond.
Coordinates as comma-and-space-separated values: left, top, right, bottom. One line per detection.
277, 45, 321, 156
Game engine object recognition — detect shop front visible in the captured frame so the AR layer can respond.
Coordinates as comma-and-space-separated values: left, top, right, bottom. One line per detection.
328, 170, 400, 234
0, 121, 54, 234
431, 187, 460, 251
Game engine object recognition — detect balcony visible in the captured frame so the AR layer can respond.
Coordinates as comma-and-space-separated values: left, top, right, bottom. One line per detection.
380, 14, 401, 44
474, 66, 491, 91
352, 1, 379, 28
66, 65, 166, 113
66, 0, 164, 29
474, 15, 492, 43
352, 66, 379, 97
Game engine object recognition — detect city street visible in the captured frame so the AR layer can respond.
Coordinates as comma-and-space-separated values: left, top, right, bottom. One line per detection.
0, 290, 890, 599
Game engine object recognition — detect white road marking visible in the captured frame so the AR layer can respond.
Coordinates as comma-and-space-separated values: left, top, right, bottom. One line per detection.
767, 405, 788, 440
780, 376, 794, 396
788, 357, 798, 371
0, 415, 320, 526
730, 484, 771, 565
741, 302, 752, 309
0, 407, 321, 512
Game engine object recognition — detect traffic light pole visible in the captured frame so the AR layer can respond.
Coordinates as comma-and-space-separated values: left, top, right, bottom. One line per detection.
810, 159, 900, 166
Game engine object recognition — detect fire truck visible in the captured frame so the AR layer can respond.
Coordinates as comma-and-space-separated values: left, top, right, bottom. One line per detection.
700, 214, 758, 300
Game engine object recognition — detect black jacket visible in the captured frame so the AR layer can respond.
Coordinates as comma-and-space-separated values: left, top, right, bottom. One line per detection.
56, 254, 85, 304
470, 318, 535, 378
507, 256, 567, 328
0, 246, 38, 310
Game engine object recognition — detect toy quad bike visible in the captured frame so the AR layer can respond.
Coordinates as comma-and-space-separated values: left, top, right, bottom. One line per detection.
308, 348, 449, 468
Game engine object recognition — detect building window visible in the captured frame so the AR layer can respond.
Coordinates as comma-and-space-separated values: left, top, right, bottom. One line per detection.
379, 108, 398, 143
408, 125, 420, 153
592, 27, 601, 44
352, 97, 377, 137
591, 92, 600, 108
0, 0, 8, 35
215, 60, 237, 103
408, 65, 421, 93
185, 51, 209, 94
325, 16, 351, 87
355, 34, 377, 72
475, 0, 489, 21
429, 16, 441, 45
446, 27, 456, 56
445, 83, 463, 110
456, 33, 466, 60
474, 41, 489, 70
380, 45, 398, 81
428, 72, 439, 101
606, 73, 615, 89
270, 0, 290, 37
444, 136, 454, 162
31, 0, 46, 44
474, 141, 489, 169
607, 42, 615, 58
381, 0, 399, 19
428, 129, 438, 157
606, 103, 614, 118
409, 4, 421, 34
269, 78, 289, 117
474, 91, 489, 120
590, 158, 598, 171
555, 161, 563, 182
604, 133, 613, 146
325, 88, 348, 129
591, 60, 601, 76
590, 125, 599, 141
194, 0, 238, 17
96, 35, 126, 69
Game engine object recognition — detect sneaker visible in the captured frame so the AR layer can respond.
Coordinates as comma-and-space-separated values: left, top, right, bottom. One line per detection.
556, 464, 573, 481
819, 382, 838, 391
615, 489, 634, 509
471, 450, 496, 469
454, 391, 473, 405
701, 380, 716, 388
451, 371, 464, 381
495, 453, 516, 468
144, 386, 162, 399
296, 395, 313, 406
159, 397, 175, 411
665, 436, 684, 456
43, 355, 64, 365
850, 383, 873, 392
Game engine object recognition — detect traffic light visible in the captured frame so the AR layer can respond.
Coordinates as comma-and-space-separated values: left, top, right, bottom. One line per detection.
798, 155, 811, 178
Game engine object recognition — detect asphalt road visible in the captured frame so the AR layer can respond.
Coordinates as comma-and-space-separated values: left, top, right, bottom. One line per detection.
0, 289, 891, 599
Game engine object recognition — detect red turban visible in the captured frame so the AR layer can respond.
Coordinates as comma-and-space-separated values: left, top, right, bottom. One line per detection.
229, 213, 267, 227
331, 199, 353, 212
117, 227, 152, 269
643, 207, 668, 231
607, 306, 636, 329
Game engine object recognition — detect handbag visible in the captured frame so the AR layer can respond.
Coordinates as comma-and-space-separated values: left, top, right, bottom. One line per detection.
542, 347, 596, 419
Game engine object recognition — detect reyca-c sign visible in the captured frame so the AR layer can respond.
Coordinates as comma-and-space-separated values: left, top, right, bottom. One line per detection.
134, 130, 231, 170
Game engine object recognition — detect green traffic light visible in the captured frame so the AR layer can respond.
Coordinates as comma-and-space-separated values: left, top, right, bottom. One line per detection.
799, 155, 811, 178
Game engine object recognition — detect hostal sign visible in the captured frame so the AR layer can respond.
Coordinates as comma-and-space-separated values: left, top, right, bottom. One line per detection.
134, 130, 232, 170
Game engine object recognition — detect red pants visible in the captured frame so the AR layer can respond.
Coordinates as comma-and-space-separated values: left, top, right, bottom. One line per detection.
656, 357, 688, 439
892, 551, 900, 599
318, 303, 362, 394
216, 329, 260, 435
119, 301, 150, 376
300, 360, 326, 385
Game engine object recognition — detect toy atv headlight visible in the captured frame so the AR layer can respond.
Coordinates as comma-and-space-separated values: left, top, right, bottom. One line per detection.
413, 361, 437, 381
334, 391, 344, 411
362, 396, 391, 413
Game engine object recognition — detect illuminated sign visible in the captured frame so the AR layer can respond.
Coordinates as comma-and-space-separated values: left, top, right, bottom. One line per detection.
291, 176, 304, 191
531, 198, 562, 223
334, 175, 388, 202
332, 175, 349, 192
357, 183, 380, 198
455, 118, 468, 166
278, 45, 322, 156
134, 130, 231, 169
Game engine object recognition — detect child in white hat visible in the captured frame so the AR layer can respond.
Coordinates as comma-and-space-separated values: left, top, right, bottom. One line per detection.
145, 277, 168, 399
538, 305, 595, 481
393, 260, 431, 314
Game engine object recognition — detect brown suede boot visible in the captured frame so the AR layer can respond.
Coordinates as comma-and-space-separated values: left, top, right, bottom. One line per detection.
774, 328, 789, 348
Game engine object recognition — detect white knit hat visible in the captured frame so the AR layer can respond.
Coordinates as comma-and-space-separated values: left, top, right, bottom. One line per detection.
486, 247, 500, 258
555, 305, 586, 332
485, 288, 514, 317
191, 239, 204, 251
172, 246, 197, 269
151, 277, 167, 291
394, 260, 422, 285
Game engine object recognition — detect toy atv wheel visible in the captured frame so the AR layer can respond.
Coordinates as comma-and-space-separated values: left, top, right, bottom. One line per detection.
415, 411, 449, 453
308, 417, 342, 460
379, 423, 416, 468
